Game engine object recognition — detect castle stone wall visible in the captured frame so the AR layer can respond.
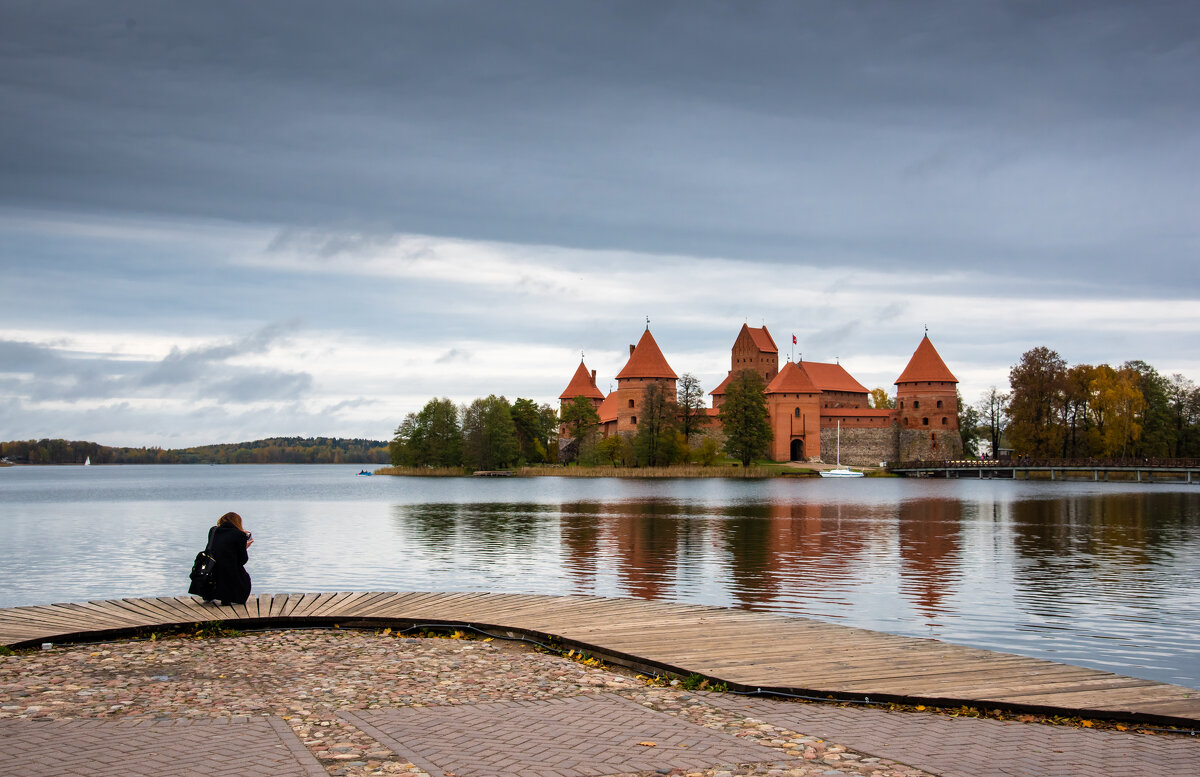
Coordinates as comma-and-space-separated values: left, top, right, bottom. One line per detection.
820, 426, 899, 467
898, 428, 964, 462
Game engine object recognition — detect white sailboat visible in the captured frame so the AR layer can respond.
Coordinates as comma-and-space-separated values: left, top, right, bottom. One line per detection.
819, 419, 864, 478
83, 456, 91, 466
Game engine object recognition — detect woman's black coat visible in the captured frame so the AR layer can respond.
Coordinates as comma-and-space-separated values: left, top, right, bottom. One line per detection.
189, 524, 252, 604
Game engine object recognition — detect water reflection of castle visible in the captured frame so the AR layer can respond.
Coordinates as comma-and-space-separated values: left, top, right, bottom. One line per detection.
558, 498, 964, 619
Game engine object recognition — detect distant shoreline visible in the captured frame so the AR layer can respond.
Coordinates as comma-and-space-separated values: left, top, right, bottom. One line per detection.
374, 464, 891, 479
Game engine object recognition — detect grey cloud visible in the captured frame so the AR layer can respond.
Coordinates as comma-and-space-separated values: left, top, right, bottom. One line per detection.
435, 349, 470, 365
0, 323, 310, 405
140, 321, 300, 387
208, 371, 312, 403
1, 1, 1195, 293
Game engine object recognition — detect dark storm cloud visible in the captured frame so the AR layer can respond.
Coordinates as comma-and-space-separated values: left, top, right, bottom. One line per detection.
2, 1, 1197, 293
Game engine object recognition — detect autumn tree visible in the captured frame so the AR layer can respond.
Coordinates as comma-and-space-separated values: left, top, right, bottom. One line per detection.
1089, 365, 1145, 457
1060, 364, 1097, 457
676, 373, 709, 443
390, 398, 461, 467
1006, 347, 1067, 457
869, 388, 894, 410
461, 395, 519, 470
719, 370, 772, 466
633, 382, 681, 466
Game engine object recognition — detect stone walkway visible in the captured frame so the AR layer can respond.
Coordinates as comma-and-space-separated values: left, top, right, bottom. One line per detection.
1, 628, 1196, 777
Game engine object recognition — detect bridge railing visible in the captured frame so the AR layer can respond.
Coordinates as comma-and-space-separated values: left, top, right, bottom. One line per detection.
892, 457, 1200, 470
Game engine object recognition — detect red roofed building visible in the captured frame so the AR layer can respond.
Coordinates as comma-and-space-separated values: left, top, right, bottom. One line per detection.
895, 335, 961, 459
615, 327, 678, 435
556, 324, 961, 465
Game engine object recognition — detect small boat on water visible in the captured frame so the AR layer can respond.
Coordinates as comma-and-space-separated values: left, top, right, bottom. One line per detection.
356, 470, 372, 476
84, 456, 91, 466
818, 420, 864, 478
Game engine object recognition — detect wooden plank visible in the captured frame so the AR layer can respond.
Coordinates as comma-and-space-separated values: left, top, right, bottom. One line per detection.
269, 593, 290, 618
307, 591, 360, 617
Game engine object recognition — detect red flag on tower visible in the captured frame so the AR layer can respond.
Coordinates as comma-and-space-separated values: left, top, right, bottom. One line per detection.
792, 334, 797, 344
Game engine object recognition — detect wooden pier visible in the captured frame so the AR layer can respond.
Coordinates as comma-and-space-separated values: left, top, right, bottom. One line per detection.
2, 591, 1197, 727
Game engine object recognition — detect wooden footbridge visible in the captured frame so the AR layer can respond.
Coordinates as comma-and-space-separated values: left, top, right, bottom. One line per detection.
2, 591, 1197, 727
891, 457, 1200, 482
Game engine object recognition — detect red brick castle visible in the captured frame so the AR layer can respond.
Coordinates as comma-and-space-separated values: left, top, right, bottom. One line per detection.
559, 324, 961, 465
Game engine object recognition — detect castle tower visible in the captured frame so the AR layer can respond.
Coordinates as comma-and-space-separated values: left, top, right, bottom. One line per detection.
614, 328, 677, 434
558, 359, 605, 415
710, 324, 778, 408
764, 360, 822, 461
894, 335, 961, 459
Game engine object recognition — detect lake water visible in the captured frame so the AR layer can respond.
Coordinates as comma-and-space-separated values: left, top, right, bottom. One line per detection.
2, 464, 1199, 690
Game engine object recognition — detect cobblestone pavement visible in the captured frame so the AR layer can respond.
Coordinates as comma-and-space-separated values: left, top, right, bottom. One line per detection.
1, 628, 1194, 777
708, 695, 1200, 777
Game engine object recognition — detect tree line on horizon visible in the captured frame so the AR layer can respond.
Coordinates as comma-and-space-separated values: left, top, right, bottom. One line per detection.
970, 348, 1200, 459
0, 437, 390, 465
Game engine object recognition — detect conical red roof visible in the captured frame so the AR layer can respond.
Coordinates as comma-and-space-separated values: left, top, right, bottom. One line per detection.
616, 329, 677, 380
895, 336, 958, 384
766, 360, 820, 394
559, 360, 605, 400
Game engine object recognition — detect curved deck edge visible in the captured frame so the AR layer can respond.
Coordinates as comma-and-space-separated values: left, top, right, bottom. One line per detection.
2, 591, 1197, 729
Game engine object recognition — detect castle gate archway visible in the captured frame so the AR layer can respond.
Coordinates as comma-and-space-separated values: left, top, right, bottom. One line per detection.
790, 438, 804, 461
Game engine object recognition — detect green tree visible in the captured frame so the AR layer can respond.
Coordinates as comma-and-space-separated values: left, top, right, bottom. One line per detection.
633, 382, 681, 466
510, 397, 557, 463
719, 370, 772, 466
676, 373, 709, 443
560, 395, 601, 463
869, 387, 894, 410
391, 397, 462, 467
1006, 347, 1067, 457
956, 389, 981, 457
1124, 360, 1172, 457
461, 395, 519, 470
1167, 374, 1200, 456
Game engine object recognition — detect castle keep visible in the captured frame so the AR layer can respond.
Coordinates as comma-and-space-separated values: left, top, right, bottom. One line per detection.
559, 325, 961, 465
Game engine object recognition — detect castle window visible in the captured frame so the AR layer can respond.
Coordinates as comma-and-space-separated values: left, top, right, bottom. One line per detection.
936, 400, 943, 409
794, 407, 800, 418
899, 400, 904, 409
631, 416, 637, 425
628, 399, 635, 408
913, 400, 920, 409
942, 417, 948, 425
922, 417, 929, 426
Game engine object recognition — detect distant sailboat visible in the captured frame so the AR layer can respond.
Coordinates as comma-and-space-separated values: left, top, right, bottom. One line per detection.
819, 420, 864, 478
83, 456, 91, 466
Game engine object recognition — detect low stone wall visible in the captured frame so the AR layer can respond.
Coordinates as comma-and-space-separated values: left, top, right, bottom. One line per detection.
820, 426, 899, 467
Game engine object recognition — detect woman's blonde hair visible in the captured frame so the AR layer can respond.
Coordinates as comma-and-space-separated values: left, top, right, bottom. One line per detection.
217, 512, 243, 531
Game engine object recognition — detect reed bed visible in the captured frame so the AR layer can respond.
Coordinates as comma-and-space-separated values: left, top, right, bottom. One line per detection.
374, 466, 470, 477
515, 464, 785, 479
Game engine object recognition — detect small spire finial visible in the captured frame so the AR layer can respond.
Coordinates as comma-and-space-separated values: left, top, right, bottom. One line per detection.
646, 315, 650, 331
924, 324, 928, 336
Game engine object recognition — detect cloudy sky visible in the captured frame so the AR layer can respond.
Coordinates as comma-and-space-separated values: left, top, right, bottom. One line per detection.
2, 0, 1197, 447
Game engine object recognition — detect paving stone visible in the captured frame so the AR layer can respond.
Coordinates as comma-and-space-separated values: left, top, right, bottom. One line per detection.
344, 693, 794, 777
0, 716, 326, 777
704, 694, 1200, 777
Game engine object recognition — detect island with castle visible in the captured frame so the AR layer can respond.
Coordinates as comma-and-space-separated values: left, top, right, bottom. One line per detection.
558, 325, 963, 467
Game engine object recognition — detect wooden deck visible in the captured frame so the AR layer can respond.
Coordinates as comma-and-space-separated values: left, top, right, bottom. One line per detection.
2, 591, 1197, 727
